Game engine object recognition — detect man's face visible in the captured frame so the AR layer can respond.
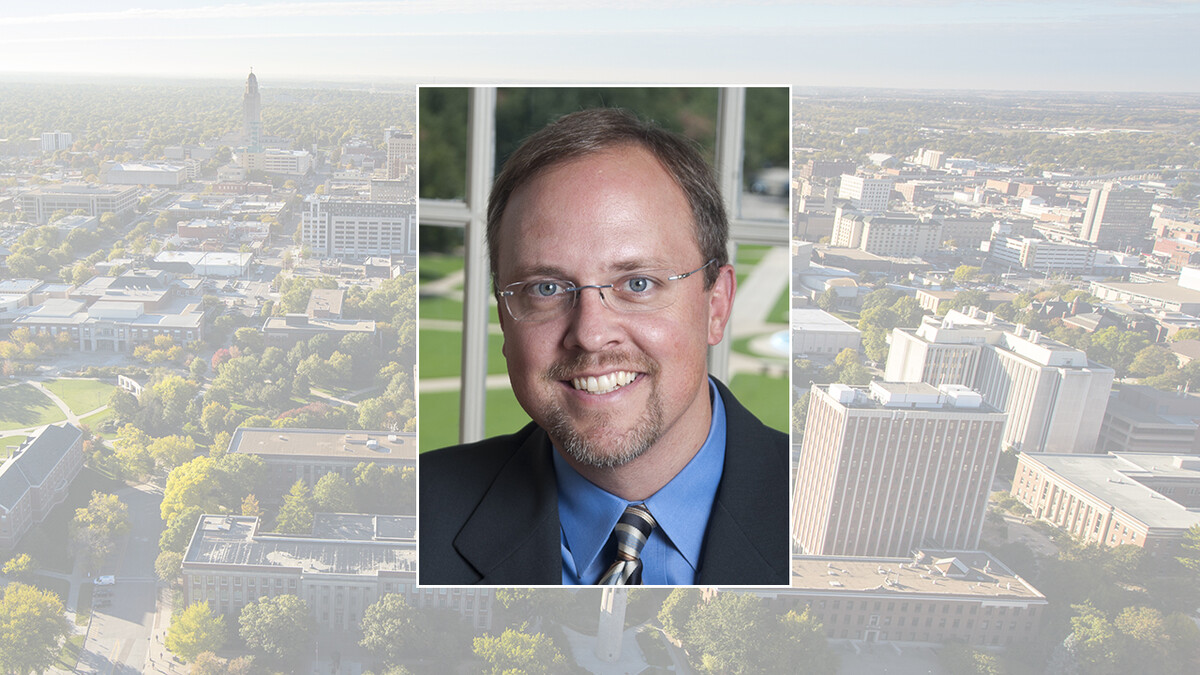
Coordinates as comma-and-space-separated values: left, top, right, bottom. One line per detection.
495, 144, 734, 469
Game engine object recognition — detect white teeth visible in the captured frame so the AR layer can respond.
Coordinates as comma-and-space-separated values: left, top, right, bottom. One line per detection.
571, 371, 636, 395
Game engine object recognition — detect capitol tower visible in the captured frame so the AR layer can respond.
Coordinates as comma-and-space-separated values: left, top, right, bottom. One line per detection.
243, 69, 262, 151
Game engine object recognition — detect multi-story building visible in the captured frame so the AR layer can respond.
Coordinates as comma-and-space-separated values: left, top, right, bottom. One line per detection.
40, 131, 72, 152
886, 309, 1114, 454
226, 427, 414, 493
243, 70, 262, 150
104, 162, 189, 186
240, 149, 312, 176
300, 196, 416, 258
182, 514, 492, 631
987, 235, 1095, 274
19, 184, 139, 224
0, 424, 84, 550
831, 212, 941, 257
261, 314, 377, 349
1081, 183, 1155, 251
1097, 384, 1200, 454
749, 550, 1047, 647
837, 174, 894, 213
798, 160, 857, 180
794, 382, 1006, 557
1011, 452, 1200, 558
791, 307, 861, 358
385, 128, 415, 179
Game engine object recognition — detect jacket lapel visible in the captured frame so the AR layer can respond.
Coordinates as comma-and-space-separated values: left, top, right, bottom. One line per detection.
452, 428, 563, 584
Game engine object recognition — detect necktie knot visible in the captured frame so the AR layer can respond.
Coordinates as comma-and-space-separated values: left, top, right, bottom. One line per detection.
599, 503, 656, 585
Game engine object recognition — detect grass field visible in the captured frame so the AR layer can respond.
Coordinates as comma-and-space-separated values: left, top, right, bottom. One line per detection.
420, 295, 467, 321
419, 253, 466, 283
767, 286, 790, 325
419, 329, 508, 379
419, 388, 530, 452
42, 378, 116, 415
729, 372, 790, 433
0, 434, 27, 459
0, 384, 67, 431
79, 408, 116, 439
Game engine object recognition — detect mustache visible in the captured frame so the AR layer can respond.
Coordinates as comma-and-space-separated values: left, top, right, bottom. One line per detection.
547, 351, 659, 381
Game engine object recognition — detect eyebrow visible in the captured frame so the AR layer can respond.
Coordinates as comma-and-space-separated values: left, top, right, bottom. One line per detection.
507, 258, 674, 283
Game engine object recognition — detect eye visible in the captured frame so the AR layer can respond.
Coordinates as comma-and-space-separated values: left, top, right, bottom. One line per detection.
529, 281, 563, 297
621, 276, 657, 294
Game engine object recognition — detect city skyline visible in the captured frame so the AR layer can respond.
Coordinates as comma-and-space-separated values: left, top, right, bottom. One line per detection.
1, 1, 1199, 92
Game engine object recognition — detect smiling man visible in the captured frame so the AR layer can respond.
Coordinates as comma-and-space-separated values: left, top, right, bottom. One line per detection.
419, 108, 789, 586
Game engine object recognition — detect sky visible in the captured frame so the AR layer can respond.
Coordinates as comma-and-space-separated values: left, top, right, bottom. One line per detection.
2, 1, 1199, 91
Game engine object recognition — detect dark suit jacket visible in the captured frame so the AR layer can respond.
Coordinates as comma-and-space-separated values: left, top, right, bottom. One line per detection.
418, 379, 789, 585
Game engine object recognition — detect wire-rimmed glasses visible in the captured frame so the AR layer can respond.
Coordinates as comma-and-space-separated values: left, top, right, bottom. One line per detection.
499, 259, 716, 323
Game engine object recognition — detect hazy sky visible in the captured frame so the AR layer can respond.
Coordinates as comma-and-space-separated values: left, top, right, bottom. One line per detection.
2, 1, 1198, 91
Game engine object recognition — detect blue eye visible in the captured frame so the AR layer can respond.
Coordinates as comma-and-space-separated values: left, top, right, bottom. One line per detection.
624, 277, 654, 293
532, 281, 561, 297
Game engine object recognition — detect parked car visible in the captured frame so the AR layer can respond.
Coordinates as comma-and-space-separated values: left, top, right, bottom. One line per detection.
94, 575, 116, 586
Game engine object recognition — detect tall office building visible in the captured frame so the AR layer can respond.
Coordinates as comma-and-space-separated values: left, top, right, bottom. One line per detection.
40, 131, 73, 152
243, 69, 262, 151
385, 128, 415, 179
794, 382, 1007, 557
831, 211, 941, 256
837, 174, 894, 213
301, 196, 416, 258
1080, 183, 1154, 251
886, 309, 1115, 454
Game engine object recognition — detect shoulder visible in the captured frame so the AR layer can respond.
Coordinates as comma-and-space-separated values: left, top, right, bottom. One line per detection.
419, 423, 543, 498
713, 377, 789, 452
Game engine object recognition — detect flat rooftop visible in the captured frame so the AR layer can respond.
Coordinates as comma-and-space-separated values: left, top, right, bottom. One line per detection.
229, 427, 415, 462
1094, 280, 1200, 305
184, 515, 415, 575
791, 307, 860, 334
789, 550, 1044, 601
1026, 453, 1200, 530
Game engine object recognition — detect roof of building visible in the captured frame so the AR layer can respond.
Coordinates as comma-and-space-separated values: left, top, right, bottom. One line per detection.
183, 515, 416, 576
307, 288, 344, 316
1024, 452, 1200, 530
786, 550, 1044, 601
228, 427, 415, 462
311, 513, 414, 540
791, 307, 860, 334
1094, 280, 1200, 305
261, 316, 375, 333
0, 424, 82, 512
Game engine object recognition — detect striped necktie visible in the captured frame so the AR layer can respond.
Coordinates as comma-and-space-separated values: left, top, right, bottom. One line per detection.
598, 503, 656, 585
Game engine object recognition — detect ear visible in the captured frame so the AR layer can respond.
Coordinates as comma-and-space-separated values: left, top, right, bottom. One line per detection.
707, 264, 736, 346
497, 298, 508, 358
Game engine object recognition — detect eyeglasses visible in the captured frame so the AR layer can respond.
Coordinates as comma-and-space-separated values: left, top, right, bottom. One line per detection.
499, 259, 716, 323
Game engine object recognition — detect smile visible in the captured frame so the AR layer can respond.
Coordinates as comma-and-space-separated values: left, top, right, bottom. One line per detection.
570, 371, 638, 395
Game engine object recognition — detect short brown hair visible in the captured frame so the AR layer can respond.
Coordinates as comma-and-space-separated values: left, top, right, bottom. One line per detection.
487, 108, 727, 289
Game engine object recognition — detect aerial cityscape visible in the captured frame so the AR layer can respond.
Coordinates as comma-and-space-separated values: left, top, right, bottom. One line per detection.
2, 3, 1200, 673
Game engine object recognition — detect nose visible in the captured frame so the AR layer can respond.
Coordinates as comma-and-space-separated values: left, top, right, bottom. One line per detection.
563, 285, 624, 352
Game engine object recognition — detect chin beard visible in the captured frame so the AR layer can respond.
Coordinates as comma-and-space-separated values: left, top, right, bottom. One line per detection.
544, 396, 664, 469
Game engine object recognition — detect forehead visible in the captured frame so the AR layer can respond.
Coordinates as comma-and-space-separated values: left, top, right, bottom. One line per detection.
495, 145, 699, 279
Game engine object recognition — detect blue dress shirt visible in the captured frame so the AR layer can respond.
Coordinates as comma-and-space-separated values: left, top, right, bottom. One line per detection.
553, 378, 727, 585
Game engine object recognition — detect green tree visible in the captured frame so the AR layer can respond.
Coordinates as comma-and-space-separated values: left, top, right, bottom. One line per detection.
473, 629, 567, 675
1067, 601, 1120, 675
149, 435, 198, 473
70, 491, 130, 571
953, 265, 981, 284
238, 594, 312, 665
0, 583, 72, 675
274, 480, 314, 534
1178, 524, 1200, 576
684, 593, 775, 674
1171, 328, 1200, 342
2, 553, 36, 581
658, 587, 701, 640
312, 473, 354, 513
160, 506, 204, 554
166, 602, 227, 663
775, 609, 837, 675
155, 550, 183, 582
1128, 345, 1178, 379
359, 594, 424, 665
946, 289, 989, 314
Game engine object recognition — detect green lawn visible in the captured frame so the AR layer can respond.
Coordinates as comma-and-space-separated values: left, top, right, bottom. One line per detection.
12, 468, 124, 574
79, 408, 116, 439
419, 295, 466, 321
767, 287, 791, 325
419, 388, 530, 453
419, 329, 508, 379
729, 372, 790, 434
419, 253, 466, 282
42, 378, 116, 415
75, 583, 93, 626
0, 434, 27, 459
735, 244, 770, 266
56, 634, 85, 672
0, 384, 67, 431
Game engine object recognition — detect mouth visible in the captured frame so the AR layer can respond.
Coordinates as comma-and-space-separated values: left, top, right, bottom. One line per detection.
570, 370, 639, 395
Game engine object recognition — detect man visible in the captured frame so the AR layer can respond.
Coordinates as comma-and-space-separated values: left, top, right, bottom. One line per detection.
419, 108, 788, 585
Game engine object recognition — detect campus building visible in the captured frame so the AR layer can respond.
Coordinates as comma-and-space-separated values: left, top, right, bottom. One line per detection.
885, 309, 1114, 454
791, 307, 861, 358
19, 184, 139, 224
837, 174, 894, 213
300, 196, 417, 259
1011, 452, 1200, 557
0, 425, 84, 550
794, 382, 1006, 557
1081, 183, 1155, 250
385, 128, 415, 179
748, 550, 1047, 648
182, 514, 493, 631
226, 427, 414, 493
831, 212, 941, 257
1097, 384, 1200, 455
986, 235, 1096, 274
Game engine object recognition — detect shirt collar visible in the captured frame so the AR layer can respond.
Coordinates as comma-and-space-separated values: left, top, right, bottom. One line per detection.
553, 378, 727, 576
